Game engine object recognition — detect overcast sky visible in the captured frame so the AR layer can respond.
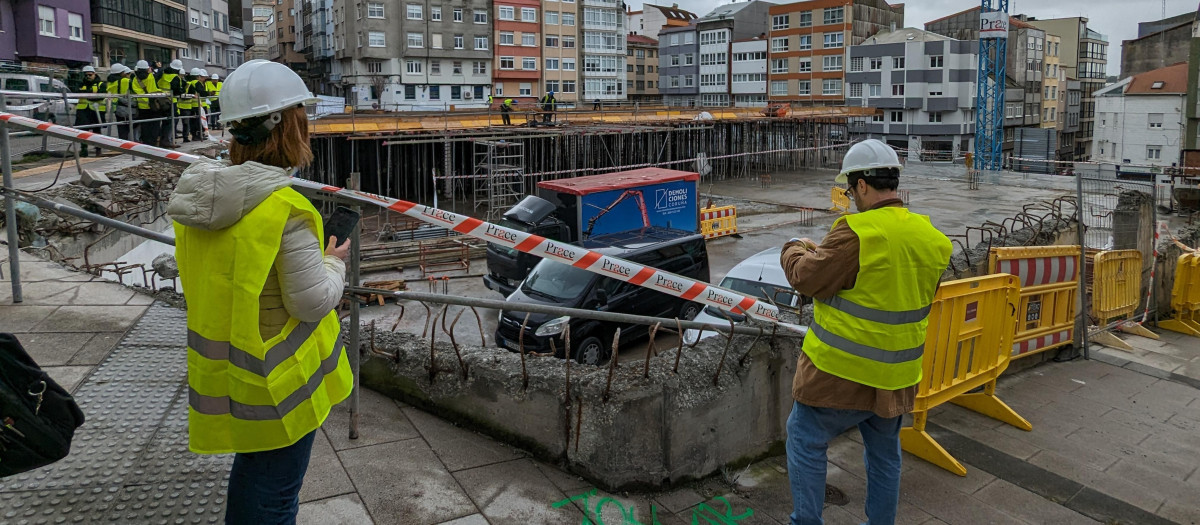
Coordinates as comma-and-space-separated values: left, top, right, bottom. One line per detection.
640, 0, 1198, 76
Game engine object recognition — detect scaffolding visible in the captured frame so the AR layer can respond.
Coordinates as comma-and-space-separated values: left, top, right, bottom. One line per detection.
472, 140, 526, 220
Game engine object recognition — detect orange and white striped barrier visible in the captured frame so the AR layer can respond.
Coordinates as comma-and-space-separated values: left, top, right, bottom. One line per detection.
700, 205, 737, 239
0, 111, 803, 333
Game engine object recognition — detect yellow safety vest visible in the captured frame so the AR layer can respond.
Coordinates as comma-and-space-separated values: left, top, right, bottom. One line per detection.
802, 206, 952, 390
178, 80, 198, 110
130, 75, 161, 110
158, 73, 179, 103
175, 187, 352, 454
204, 80, 219, 107
75, 82, 102, 112
108, 77, 132, 112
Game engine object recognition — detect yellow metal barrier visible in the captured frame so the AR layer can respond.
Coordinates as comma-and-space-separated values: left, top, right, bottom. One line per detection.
988, 246, 1079, 358
1160, 253, 1200, 337
830, 186, 850, 214
700, 205, 738, 239
1088, 249, 1159, 350
900, 274, 1031, 476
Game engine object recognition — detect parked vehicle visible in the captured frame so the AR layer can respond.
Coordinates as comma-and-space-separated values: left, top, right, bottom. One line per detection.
0, 74, 73, 122
682, 247, 803, 344
484, 167, 700, 296
494, 227, 709, 365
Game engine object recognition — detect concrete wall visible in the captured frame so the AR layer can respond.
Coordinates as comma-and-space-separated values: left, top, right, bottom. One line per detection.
1121, 23, 1191, 79
358, 323, 798, 491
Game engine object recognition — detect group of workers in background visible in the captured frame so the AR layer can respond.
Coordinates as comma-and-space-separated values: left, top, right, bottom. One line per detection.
487, 91, 557, 125
70, 59, 224, 155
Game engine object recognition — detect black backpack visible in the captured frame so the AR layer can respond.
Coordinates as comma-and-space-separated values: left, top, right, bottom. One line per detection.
0, 333, 86, 477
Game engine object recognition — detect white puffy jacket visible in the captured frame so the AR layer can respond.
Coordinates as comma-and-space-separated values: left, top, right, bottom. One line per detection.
167, 160, 347, 341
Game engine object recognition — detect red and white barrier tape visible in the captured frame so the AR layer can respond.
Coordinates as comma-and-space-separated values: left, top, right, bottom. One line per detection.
0, 111, 802, 333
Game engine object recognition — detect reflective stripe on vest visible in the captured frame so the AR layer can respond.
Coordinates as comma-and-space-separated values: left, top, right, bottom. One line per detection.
178, 80, 197, 109
176, 186, 352, 454
801, 206, 952, 390
75, 83, 101, 111
130, 76, 159, 109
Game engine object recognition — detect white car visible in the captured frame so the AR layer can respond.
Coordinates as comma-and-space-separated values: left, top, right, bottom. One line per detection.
683, 246, 802, 344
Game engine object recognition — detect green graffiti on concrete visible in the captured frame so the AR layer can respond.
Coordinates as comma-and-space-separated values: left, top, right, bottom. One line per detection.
551, 489, 754, 525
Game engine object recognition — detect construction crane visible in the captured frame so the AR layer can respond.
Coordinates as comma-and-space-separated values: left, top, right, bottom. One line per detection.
583, 189, 650, 239
975, 0, 1009, 171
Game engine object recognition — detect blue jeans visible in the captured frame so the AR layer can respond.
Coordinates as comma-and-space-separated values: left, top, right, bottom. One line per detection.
786, 401, 903, 525
225, 430, 317, 525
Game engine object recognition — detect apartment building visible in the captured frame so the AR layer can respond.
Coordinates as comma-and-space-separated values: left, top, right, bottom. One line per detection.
332, 0, 492, 109
767, 0, 903, 105
183, 0, 239, 75
299, 0, 336, 93
658, 22, 697, 106
91, 0, 187, 67
1026, 16, 1107, 160
249, 0, 271, 60
0, 0, 92, 68
1007, 18, 1044, 137
627, 34, 659, 103
695, 1, 769, 107
580, 0, 626, 102
267, 0, 304, 68
493, 0, 541, 102
1093, 62, 1186, 168
541, 0, 579, 105
731, 37, 767, 106
845, 28, 977, 159
627, 3, 695, 40
1042, 34, 1062, 130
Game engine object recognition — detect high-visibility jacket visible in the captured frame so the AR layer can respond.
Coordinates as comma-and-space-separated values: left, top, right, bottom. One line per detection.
802, 206, 952, 390
130, 74, 161, 110
205, 80, 221, 107
200, 81, 214, 108
179, 80, 198, 110
158, 72, 180, 103
175, 187, 352, 454
108, 76, 132, 113
75, 81, 104, 112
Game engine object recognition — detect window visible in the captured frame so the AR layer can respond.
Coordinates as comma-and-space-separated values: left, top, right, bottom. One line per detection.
498, 6, 514, 20
253, 7, 272, 17
453, 8, 463, 21
799, 11, 812, 27
798, 58, 811, 73
670, 54, 680, 66
430, 61, 441, 74
892, 84, 904, 96
522, 33, 536, 46
562, 80, 576, 93
520, 83, 532, 96
474, 10, 487, 23
822, 79, 841, 95
189, 7, 201, 25
546, 11, 558, 24
771, 80, 788, 95
366, 60, 383, 73
407, 4, 422, 19
432, 6, 441, 20
1148, 114, 1163, 129
850, 57, 863, 72
699, 30, 728, 45
869, 84, 881, 97
872, 113, 883, 122
772, 14, 789, 30
500, 32, 514, 45
636, 49, 645, 59
368, 2, 384, 18
822, 56, 842, 72
494, 84, 503, 96
892, 57, 905, 69
685, 76, 694, 87
771, 58, 788, 74
406, 60, 422, 73
1147, 146, 1162, 160
562, 36, 575, 48
890, 111, 903, 122
799, 35, 812, 50
798, 80, 811, 95
684, 33, 694, 44
929, 112, 942, 123
500, 56, 515, 69
451, 86, 462, 100
474, 36, 488, 49
849, 83, 862, 98
771, 37, 788, 53
928, 84, 943, 96
521, 7, 536, 21
562, 58, 575, 70
473, 61, 487, 74
431, 33, 443, 48
256, 22, 267, 32
454, 35, 464, 49
546, 58, 560, 70
68, 13, 84, 41
453, 61, 463, 74
404, 85, 416, 100
523, 57, 537, 70
870, 57, 882, 70
202, 13, 210, 28
823, 7, 843, 24
546, 81, 559, 93
545, 35, 559, 47
430, 86, 441, 99
562, 13, 575, 25
823, 33, 843, 49
405, 32, 421, 47
929, 55, 943, 68
684, 53, 694, 66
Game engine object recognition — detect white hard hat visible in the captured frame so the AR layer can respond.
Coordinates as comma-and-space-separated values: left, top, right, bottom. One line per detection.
200, 69, 209, 77
111, 64, 129, 74
219, 60, 317, 125
135, 60, 150, 70
170, 59, 183, 70
82, 65, 96, 73
836, 139, 903, 183
190, 67, 203, 76
211, 74, 219, 81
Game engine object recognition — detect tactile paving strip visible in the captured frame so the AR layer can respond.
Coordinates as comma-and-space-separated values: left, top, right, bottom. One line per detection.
89, 345, 187, 385
0, 486, 122, 524
132, 430, 232, 484
121, 303, 189, 347
102, 479, 228, 524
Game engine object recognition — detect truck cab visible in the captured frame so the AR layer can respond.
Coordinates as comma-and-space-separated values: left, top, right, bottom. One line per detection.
483, 195, 570, 297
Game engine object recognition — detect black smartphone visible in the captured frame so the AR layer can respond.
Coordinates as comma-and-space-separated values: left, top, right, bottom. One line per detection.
324, 206, 361, 247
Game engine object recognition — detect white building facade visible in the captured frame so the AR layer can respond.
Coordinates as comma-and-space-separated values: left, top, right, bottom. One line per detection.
1092, 63, 1186, 170
730, 38, 766, 106
697, 27, 731, 106
581, 0, 627, 101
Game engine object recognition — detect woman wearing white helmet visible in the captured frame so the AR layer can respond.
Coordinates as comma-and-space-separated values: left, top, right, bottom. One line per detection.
105, 64, 134, 140
166, 59, 351, 524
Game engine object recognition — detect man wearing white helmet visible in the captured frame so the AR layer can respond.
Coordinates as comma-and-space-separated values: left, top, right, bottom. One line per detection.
167, 59, 350, 524
197, 69, 213, 126
205, 72, 223, 130
105, 64, 134, 140
73, 66, 105, 156
130, 60, 166, 146
155, 59, 186, 147
179, 68, 207, 141
779, 139, 951, 525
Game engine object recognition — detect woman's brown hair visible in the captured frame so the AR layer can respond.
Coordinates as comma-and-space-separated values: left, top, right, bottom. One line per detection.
229, 105, 313, 169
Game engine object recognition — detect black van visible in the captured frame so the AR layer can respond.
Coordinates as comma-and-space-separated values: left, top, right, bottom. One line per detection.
494, 227, 709, 366
483, 196, 571, 297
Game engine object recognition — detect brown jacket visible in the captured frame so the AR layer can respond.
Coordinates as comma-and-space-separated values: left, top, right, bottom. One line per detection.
780, 198, 916, 418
